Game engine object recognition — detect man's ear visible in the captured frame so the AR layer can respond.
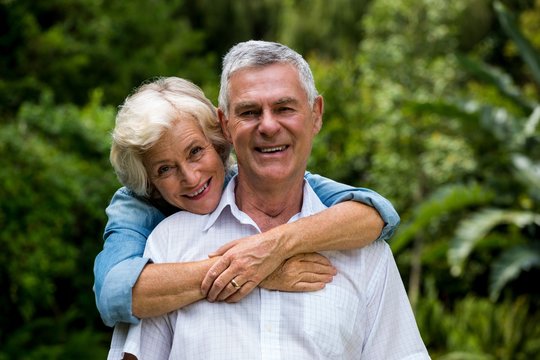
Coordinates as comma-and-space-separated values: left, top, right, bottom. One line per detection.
312, 95, 324, 135
217, 108, 233, 143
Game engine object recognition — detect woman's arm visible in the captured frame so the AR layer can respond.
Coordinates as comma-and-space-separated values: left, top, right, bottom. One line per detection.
131, 259, 216, 318
93, 187, 165, 327
305, 172, 400, 241
201, 173, 400, 302
132, 253, 336, 318
95, 187, 336, 323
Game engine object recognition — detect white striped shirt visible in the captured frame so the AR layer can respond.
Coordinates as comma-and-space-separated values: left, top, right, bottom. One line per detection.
109, 178, 430, 359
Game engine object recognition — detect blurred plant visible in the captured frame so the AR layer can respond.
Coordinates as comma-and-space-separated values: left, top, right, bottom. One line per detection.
399, 0, 540, 301
0, 91, 118, 351
0, 0, 216, 112
0, 309, 108, 360
416, 280, 540, 359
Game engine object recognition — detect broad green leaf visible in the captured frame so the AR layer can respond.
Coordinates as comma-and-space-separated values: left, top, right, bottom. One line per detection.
512, 154, 540, 200
523, 106, 540, 137
494, 1, 540, 87
449, 209, 540, 275
391, 184, 493, 253
457, 55, 536, 112
490, 244, 540, 300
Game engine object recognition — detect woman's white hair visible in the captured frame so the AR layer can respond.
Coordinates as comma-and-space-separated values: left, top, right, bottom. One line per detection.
110, 77, 231, 197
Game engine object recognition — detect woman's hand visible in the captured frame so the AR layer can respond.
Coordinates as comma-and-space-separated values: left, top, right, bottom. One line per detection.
259, 253, 337, 292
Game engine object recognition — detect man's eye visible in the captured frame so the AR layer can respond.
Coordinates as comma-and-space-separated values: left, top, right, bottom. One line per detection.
240, 110, 259, 117
278, 107, 294, 113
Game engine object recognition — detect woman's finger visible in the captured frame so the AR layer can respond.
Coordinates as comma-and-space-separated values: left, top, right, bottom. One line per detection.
201, 257, 230, 296
298, 252, 333, 266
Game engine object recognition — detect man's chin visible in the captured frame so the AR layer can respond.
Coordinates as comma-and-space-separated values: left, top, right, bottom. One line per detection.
254, 169, 298, 184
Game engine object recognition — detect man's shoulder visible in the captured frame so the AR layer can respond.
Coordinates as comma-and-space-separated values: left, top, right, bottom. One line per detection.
163, 210, 208, 225
151, 210, 209, 236
351, 239, 392, 262
301, 180, 328, 214
330, 240, 391, 276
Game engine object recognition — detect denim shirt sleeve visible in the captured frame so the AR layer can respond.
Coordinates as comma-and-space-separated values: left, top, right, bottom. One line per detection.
304, 172, 400, 241
93, 187, 166, 327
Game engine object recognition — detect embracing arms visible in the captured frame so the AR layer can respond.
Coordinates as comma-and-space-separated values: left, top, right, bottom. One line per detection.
132, 253, 335, 318
93, 185, 340, 325
93, 174, 399, 326
201, 172, 400, 301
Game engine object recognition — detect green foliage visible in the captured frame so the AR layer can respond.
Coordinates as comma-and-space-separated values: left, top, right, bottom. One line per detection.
495, 1, 540, 86
490, 244, 540, 300
276, 0, 372, 57
457, 55, 536, 112
356, 0, 472, 211
391, 184, 494, 254
417, 290, 540, 359
401, 0, 540, 302
0, 0, 216, 111
1, 0, 540, 356
0, 93, 118, 352
309, 58, 370, 183
1, 311, 108, 360
449, 209, 540, 276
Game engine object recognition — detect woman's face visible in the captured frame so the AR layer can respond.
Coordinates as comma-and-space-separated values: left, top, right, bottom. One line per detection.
143, 116, 225, 214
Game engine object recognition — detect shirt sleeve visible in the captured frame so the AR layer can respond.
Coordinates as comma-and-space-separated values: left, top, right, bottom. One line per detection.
362, 242, 430, 358
304, 172, 400, 241
93, 187, 166, 327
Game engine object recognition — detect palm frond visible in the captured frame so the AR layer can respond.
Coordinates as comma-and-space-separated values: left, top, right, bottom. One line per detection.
523, 106, 540, 138
512, 154, 540, 201
449, 209, 540, 276
494, 1, 540, 88
404, 99, 524, 150
457, 55, 536, 112
391, 184, 493, 253
490, 244, 540, 300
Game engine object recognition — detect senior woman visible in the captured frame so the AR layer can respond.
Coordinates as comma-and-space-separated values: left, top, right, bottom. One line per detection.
93, 77, 400, 328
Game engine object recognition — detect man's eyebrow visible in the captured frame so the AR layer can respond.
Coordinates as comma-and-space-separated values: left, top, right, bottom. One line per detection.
233, 97, 299, 113
233, 102, 258, 112
274, 97, 298, 106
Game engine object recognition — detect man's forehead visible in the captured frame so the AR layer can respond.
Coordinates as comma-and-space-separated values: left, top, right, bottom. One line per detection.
232, 97, 299, 109
228, 63, 300, 87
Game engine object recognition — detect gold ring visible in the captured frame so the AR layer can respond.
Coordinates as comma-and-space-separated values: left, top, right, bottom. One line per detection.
231, 279, 241, 289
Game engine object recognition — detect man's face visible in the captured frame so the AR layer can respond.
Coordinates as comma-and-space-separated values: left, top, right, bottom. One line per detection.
220, 63, 323, 187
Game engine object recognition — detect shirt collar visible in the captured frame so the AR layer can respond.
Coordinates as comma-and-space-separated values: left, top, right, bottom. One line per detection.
203, 175, 327, 231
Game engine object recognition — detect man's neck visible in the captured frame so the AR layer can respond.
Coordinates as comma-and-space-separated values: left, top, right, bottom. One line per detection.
234, 175, 304, 232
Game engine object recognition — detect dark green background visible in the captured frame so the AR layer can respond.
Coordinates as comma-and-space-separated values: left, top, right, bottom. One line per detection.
1, 0, 539, 358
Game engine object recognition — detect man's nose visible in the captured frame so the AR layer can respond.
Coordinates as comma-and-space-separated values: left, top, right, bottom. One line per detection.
258, 111, 280, 137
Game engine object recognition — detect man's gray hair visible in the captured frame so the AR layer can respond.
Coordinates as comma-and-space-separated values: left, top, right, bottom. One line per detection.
218, 40, 318, 117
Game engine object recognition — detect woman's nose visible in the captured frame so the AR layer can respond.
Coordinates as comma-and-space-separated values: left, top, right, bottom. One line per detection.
179, 163, 200, 186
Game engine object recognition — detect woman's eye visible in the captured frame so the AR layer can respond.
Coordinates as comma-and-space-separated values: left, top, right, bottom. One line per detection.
190, 146, 203, 157
158, 166, 171, 176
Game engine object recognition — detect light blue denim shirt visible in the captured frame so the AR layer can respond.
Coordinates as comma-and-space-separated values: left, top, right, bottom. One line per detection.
93, 170, 400, 327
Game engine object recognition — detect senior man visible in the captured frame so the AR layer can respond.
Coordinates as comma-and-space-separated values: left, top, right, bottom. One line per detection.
120, 40, 430, 359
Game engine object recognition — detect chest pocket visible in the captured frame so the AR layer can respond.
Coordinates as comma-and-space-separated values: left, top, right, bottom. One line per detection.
302, 284, 360, 358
